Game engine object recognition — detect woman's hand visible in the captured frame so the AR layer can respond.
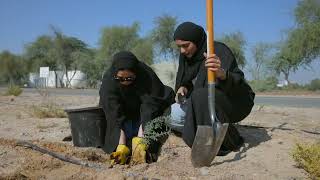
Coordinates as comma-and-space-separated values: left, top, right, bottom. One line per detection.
175, 86, 188, 103
204, 52, 226, 80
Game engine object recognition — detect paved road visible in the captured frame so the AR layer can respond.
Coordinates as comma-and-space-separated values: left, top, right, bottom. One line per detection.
2, 88, 320, 108
254, 96, 320, 108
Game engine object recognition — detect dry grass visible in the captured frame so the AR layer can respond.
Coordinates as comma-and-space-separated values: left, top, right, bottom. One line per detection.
5, 85, 23, 96
30, 103, 67, 119
292, 142, 320, 179
36, 123, 59, 129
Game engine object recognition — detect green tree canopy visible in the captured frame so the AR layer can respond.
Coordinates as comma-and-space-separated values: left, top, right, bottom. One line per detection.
131, 37, 154, 65
24, 28, 92, 87
219, 31, 246, 69
53, 30, 92, 87
97, 22, 154, 79
270, 41, 301, 84
151, 14, 179, 62
0, 51, 27, 84
250, 42, 274, 81
269, 0, 320, 84
289, 0, 320, 64
24, 35, 57, 72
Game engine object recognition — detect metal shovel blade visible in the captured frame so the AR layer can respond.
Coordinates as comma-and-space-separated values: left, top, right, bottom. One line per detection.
191, 122, 229, 167
191, 82, 230, 167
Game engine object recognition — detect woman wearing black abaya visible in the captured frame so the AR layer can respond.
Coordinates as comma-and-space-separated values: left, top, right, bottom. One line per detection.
99, 51, 174, 164
170, 22, 255, 155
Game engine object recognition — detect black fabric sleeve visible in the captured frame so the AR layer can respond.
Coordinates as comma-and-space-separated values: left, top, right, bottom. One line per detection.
99, 72, 126, 128
215, 43, 255, 122
214, 42, 252, 95
140, 66, 175, 127
105, 94, 126, 128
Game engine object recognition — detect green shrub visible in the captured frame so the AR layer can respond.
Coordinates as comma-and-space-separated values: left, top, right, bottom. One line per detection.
291, 142, 320, 179
5, 84, 23, 96
249, 76, 278, 92
281, 82, 306, 91
307, 78, 320, 91
143, 116, 171, 146
31, 103, 67, 119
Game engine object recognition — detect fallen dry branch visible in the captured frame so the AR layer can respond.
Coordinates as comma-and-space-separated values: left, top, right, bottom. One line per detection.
16, 140, 106, 170
239, 124, 320, 135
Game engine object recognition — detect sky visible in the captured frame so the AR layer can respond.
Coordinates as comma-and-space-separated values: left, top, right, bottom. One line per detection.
0, 0, 319, 84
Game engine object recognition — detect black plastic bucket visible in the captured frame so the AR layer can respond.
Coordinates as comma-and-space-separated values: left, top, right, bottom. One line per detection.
65, 106, 106, 147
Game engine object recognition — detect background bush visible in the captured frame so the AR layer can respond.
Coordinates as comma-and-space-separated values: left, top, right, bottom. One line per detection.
291, 142, 320, 179
5, 84, 23, 96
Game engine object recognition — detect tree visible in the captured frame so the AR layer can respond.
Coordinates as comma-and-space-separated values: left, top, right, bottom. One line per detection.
24, 28, 92, 88
131, 37, 154, 65
270, 41, 301, 84
98, 23, 140, 67
267, 0, 320, 85
24, 35, 58, 73
75, 48, 98, 88
250, 42, 274, 81
25, 34, 62, 87
151, 14, 179, 62
288, 0, 320, 65
219, 31, 246, 69
52, 29, 91, 88
97, 23, 154, 80
0, 51, 27, 84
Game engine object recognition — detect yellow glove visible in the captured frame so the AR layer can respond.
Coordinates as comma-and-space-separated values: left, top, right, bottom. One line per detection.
131, 137, 148, 164
110, 144, 130, 165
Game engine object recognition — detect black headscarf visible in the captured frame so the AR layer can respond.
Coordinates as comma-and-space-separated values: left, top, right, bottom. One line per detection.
99, 51, 175, 153
173, 22, 206, 49
111, 51, 139, 75
174, 22, 207, 94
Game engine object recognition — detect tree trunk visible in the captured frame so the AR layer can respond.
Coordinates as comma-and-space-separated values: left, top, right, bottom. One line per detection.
65, 69, 69, 88
65, 68, 77, 88
284, 71, 290, 85
54, 71, 58, 88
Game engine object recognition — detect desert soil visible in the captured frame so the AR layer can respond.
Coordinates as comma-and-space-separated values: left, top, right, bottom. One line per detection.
0, 90, 319, 180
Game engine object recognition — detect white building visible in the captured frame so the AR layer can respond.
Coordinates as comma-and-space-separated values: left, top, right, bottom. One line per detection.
29, 69, 87, 88
63, 70, 87, 88
277, 80, 289, 87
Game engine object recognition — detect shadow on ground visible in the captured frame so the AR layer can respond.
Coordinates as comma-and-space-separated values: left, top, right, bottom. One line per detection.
212, 125, 271, 165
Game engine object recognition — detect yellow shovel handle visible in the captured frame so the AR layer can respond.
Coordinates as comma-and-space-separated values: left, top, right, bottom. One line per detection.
206, 0, 215, 83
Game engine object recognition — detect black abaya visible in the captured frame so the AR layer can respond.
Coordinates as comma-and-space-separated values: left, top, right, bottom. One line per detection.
99, 51, 175, 153
174, 22, 255, 151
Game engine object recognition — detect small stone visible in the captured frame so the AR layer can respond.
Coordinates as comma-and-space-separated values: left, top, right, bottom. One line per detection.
199, 167, 209, 176
126, 172, 136, 177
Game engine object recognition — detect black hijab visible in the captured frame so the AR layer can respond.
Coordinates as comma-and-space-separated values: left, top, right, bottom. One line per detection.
174, 22, 207, 93
111, 51, 139, 75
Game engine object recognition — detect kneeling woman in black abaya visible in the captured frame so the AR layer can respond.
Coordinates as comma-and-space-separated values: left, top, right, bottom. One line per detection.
99, 51, 174, 165
170, 22, 255, 155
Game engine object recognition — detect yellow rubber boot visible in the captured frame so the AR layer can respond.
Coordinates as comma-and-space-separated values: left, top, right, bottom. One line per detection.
131, 137, 147, 164
110, 144, 130, 165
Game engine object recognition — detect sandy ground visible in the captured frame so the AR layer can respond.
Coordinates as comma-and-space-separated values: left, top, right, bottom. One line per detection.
0, 90, 319, 180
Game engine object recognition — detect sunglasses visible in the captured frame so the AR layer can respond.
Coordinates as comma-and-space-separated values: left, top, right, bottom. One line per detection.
114, 76, 136, 82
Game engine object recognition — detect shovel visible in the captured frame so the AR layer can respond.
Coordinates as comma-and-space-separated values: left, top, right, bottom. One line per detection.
191, 0, 229, 167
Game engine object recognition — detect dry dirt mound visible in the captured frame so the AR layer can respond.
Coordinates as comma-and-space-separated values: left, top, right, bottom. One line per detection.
0, 138, 113, 179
